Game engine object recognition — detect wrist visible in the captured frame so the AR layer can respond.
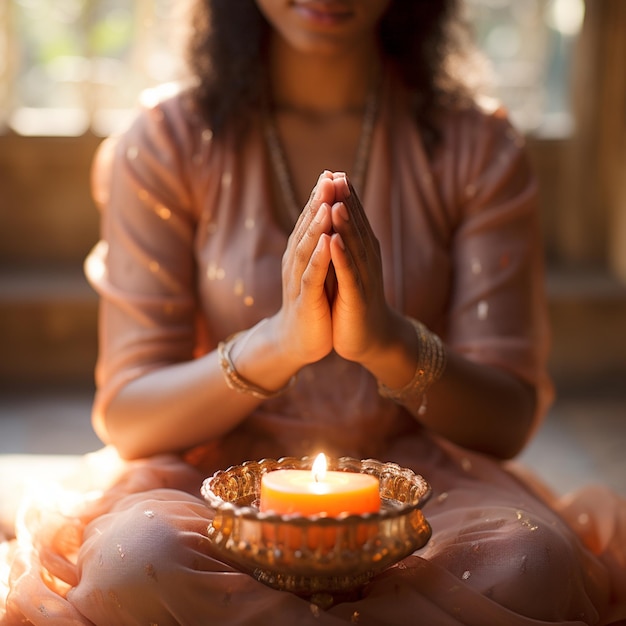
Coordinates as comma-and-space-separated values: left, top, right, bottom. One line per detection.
376, 317, 447, 410
264, 314, 312, 371
359, 311, 418, 385
225, 317, 302, 396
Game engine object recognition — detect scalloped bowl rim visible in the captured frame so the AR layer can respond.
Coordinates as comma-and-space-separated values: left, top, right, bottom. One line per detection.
201, 455, 432, 523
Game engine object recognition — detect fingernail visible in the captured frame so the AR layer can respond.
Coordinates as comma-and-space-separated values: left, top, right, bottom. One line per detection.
315, 203, 328, 223
334, 233, 345, 250
334, 201, 349, 222
341, 175, 350, 197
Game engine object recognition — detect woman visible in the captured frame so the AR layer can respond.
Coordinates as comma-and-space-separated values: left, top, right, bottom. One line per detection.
1, 0, 624, 624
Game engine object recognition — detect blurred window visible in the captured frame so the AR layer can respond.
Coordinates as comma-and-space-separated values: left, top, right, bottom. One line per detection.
0, 0, 584, 137
465, 0, 585, 136
0, 0, 183, 136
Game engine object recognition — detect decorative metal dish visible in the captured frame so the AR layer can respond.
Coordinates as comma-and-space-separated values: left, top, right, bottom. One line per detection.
201, 456, 432, 601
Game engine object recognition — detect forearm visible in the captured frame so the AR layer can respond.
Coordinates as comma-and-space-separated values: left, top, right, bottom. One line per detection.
94, 317, 303, 460
360, 315, 536, 460
420, 352, 536, 459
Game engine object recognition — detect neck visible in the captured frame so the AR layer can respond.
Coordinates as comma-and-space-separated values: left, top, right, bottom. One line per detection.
267, 37, 381, 115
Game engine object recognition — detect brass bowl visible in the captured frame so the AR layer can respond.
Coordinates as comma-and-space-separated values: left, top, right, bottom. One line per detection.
201, 456, 431, 598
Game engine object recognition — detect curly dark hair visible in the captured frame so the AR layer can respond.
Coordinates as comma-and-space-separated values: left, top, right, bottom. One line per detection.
186, 0, 482, 146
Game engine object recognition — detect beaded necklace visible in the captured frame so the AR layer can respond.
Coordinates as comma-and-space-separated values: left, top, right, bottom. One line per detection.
263, 83, 380, 224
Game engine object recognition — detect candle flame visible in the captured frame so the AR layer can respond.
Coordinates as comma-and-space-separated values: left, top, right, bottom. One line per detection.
312, 453, 327, 483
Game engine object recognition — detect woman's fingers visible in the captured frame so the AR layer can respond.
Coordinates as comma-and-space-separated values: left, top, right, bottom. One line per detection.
327, 175, 392, 362
295, 203, 333, 292
276, 176, 337, 365
283, 173, 335, 295
343, 178, 380, 254
331, 177, 381, 280
330, 199, 380, 299
302, 232, 333, 301
291, 171, 335, 240
329, 230, 360, 302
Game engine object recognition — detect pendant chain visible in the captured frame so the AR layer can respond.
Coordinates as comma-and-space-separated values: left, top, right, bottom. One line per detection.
263, 83, 380, 224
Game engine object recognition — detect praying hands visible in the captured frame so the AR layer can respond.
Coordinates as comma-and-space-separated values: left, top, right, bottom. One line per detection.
276, 170, 408, 377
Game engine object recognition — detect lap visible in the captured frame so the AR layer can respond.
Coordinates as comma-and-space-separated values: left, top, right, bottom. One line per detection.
69, 468, 603, 625
2, 446, 618, 625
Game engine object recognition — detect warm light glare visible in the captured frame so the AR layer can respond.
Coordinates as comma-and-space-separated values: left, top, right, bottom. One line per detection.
139, 82, 182, 109
547, 0, 585, 36
84, 241, 108, 282
312, 453, 327, 483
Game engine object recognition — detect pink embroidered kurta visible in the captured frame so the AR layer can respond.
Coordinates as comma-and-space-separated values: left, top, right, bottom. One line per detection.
1, 75, 624, 625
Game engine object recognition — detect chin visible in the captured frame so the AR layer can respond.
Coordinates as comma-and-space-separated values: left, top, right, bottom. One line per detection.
288, 34, 354, 57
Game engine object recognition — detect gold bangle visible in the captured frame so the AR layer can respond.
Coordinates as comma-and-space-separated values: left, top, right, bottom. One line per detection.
377, 318, 447, 406
217, 331, 296, 400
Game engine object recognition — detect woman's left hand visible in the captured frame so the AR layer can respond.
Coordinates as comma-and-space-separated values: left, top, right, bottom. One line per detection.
327, 174, 395, 364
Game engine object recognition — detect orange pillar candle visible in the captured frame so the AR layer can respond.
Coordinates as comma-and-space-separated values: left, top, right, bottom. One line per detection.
260, 453, 380, 517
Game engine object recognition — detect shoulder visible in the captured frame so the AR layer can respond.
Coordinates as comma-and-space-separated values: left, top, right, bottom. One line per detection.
114, 80, 211, 161
437, 95, 533, 184
438, 95, 527, 159
91, 81, 227, 208
91, 82, 225, 220
432, 98, 537, 223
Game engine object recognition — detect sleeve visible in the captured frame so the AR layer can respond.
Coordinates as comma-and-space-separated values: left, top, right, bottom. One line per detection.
84, 91, 206, 420
444, 105, 554, 422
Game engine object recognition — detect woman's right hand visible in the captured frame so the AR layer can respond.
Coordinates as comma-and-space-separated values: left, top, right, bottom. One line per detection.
270, 171, 337, 368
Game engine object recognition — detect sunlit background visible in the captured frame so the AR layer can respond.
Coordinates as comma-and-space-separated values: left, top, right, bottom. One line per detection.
0, 0, 186, 135
0, 0, 585, 137
467, 0, 585, 134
